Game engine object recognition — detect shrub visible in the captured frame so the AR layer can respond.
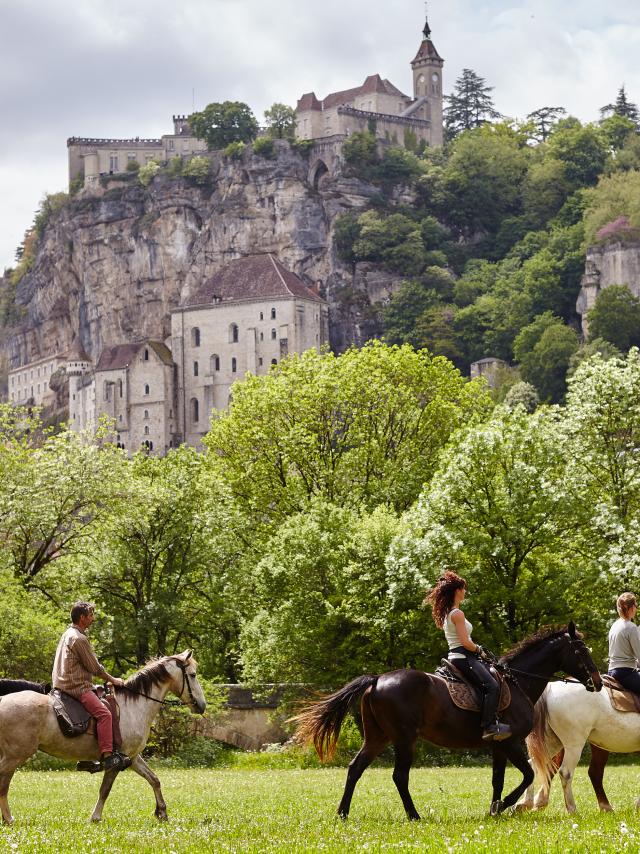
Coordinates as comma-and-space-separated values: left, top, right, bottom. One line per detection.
224, 141, 245, 160
182, 155, 210, 184
126, 160, 141, 173
139, 160, 160, 186
253, 137, 275, 159
166, 155, 183, 176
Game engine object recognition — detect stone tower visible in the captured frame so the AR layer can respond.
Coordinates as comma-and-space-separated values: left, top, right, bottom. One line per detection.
411, 13, 444, 147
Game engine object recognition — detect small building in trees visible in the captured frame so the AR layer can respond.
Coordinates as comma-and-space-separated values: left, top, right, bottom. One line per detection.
296, 14, 444, 147
470, 357, 508, 389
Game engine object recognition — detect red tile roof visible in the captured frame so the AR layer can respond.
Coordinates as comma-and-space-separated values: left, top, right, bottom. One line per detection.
298, 74, 410, 112
412, 38, 443, 64
95, 341, 173, 371
185, 254, 324, 307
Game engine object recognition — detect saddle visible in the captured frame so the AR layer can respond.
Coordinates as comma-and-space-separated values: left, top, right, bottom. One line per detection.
602, 674, 640, 713
435, 658, 511, 713
51, 687, 122, 748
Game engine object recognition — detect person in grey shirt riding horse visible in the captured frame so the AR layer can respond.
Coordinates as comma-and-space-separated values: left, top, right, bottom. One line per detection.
608, 592, 640, 694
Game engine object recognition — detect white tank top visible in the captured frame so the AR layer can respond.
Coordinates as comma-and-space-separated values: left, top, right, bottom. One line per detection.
444, 609, 473, 658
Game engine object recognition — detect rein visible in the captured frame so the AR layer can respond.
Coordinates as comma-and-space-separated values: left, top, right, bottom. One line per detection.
495, 634, 597, 690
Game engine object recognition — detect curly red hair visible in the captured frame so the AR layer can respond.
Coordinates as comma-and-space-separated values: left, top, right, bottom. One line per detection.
424, 571, 467, 629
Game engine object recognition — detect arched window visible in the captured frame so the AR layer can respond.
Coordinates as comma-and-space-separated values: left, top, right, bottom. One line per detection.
231, 357, 237, 373
144, 348, 149, 361
271, 328, 277, 340
229, 323, 239, 343
144, 384, 150, 395
259, 311, 264, 321
103, 381, 110, 401
144, 425, 150, 435
194, 360, 199, 377
270, 307, 276, 319
211, 354, 220, 372
191, 397, 199, 423
271, 358, 278, 366
144, 409, 149, 419
260, 332, 264, 341
191, 327, 201, 347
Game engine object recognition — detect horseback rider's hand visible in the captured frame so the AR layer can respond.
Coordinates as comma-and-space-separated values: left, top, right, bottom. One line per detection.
476, 645, 492, 662
108, 677, 125, 688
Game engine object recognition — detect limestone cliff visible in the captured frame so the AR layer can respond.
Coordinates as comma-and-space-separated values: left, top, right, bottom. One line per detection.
2, 140, 404, 379
577, 238, 640, 336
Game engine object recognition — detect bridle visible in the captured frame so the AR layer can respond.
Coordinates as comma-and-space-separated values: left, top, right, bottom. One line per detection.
118, 659, 200, 708
494, 633, 599, 692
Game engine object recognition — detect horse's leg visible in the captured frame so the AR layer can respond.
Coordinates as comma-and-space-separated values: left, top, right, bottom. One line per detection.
337, 694, 389, 819
587, 745, 613, 812
0, 766, 18, 825
493, 739, 535, 813
392, 739, 420, 821
490, 747, 508, 814
90, 768, 120, 822
129, 754, 168, 821
557, 743, 583, 813
530, 748, 563, 810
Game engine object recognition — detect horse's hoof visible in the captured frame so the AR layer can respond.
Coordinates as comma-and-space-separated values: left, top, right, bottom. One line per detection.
515, 802, 532, 812
407, 813, 421, 822
490, 800, 504, 816
155, 810, 168, 822
600, 804, 613, 813
90, 816, 101, 823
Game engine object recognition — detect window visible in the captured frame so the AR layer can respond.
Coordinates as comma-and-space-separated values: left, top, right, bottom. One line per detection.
169, 408, 173, 419
211, 354, 220, 372
259, 312, 264, 321
271, 358, 278, 365
144, 348, 149, 361
103, 381, 110, 402
231, 357, 237, 373
191, 327, 201, 347
37, 384, 40, 394
118, 379, 123, 397
194, 360, 199, 377
118, 414, 123, 423
229, 323, 239, 343
271, 328, 277, 340
168, 139, 175, 151
144, 384, 150, 395
144, 425, 150, 435
258, 357, 263, 366
260, 332, 264, 342
270, 307, 276, 320
128, 153, 136, 162
191, 397, 199, 423
109, 155, 119, 172
144, 409, 149, 419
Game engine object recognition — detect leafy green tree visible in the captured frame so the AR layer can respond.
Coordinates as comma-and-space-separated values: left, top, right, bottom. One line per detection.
444, 69, 501, 139
526, 106, 567, 143
139, 160, 160, 186
343, 131, 378, 179
522, 159, 570, 228
182, 155, 210, 184
587, 285, 640, 351
547, 120, 608, 189
599, 114, 638, 152
600, 85, 639, 126
189, 101, 259, 149
204, 342, 492, 521
413, 305, 464, 368
583, 170, 640, 245
514, 312, 579, 402
503, 381, 539, 413
568, 338, 622, 377
389, 409, 583, 649
264, 103, 297, 139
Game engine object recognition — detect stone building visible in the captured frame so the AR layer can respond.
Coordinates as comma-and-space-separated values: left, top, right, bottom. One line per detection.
296, 15, 444, 147
67, 116, 206, 189
171, 253, 328, 448
8, 354, 66, 407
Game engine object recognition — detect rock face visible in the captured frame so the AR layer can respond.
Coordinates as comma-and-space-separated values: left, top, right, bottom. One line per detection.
2, 140, 401, 376
577, 240, 640, 336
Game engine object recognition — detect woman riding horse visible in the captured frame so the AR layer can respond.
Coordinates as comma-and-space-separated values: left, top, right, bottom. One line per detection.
608, 591, 640, 694
425, 571, 511, 742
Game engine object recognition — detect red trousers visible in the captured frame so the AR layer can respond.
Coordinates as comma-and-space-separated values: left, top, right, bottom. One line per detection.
79, 689, 113, 754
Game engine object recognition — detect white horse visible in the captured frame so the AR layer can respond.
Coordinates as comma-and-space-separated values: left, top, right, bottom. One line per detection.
519, 680, 640, 813
0, 650, 206, 824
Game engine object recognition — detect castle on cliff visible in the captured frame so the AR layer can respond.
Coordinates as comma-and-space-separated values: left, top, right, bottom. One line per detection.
295, 14, 444, 147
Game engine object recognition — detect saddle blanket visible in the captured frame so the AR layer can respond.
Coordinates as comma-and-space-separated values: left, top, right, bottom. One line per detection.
602, 675, 640, 713
434, 663, 511, 713
51, 688, 122, 747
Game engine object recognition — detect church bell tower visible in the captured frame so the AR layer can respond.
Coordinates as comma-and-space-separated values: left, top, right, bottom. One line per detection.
411, 12, 444, 146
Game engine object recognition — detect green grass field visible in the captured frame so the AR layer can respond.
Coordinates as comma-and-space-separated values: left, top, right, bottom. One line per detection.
2, 764, 640, 852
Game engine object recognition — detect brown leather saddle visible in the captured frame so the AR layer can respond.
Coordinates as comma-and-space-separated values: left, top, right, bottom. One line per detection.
51, 687, 122, 748
602, 674, 640, 713
435, 658, 511, 713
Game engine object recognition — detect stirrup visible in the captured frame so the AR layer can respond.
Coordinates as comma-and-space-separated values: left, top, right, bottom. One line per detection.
76, 760, 103, 773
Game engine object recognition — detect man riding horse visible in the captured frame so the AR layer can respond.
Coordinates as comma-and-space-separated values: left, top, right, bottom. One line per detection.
51, 601, 129, 771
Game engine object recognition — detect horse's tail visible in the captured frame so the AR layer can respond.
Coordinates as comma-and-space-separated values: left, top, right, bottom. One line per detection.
526, 688, 560, 786
292, 675, 378, 761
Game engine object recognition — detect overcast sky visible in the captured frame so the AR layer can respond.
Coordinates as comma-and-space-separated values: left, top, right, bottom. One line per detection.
1, 0, 639, 270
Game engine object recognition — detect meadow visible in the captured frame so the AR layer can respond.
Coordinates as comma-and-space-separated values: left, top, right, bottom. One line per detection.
2, 763, 640, 852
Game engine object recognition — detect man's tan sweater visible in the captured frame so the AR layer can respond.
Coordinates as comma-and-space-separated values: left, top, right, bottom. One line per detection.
51, 625, 107, 698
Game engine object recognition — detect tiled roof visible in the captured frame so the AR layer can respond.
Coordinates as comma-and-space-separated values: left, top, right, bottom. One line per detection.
412, 38, 443, 64
64, 339, 91, 363
298, 74, 410, 112
185, 254, 324, 307
95, 341, 173, 372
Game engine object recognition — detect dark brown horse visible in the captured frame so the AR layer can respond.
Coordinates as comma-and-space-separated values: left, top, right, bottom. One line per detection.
294, 623, 601, 819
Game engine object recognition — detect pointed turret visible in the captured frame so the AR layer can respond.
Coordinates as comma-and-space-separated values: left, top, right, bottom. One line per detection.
411, 11, 444, 146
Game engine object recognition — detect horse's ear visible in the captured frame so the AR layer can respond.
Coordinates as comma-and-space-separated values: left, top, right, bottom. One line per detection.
568, 621, 577, 638
183, 649, 193, 661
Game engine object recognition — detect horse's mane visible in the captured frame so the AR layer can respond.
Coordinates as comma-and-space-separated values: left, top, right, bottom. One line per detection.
122, 654, 196, 702
501, 624, 580, 662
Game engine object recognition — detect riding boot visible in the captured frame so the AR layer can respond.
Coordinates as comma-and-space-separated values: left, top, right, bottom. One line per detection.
102, 751, 132, 771
482, 720, 512, 742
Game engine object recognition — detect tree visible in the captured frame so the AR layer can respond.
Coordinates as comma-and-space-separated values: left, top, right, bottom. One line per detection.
444, 69, 501, 139
599, 115, 638, 152
182, 156, 210, 184
189, 101, 259, 150
204, 342, 493, 522
587, 285, 640, 351
514, 312, 579, 403
600, 85, 639, 126
503, 381, 539, 413
547, 120, 608, 190
388, 409, 583, 649
526, 107, 567, 143
264, 103, 297, 140
582, 170, 640, 245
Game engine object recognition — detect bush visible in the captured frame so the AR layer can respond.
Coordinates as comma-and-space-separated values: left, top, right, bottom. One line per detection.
183, 155, 210, 184
291, 139, 314, 157
139, 160, 160, 186
166, 155, 183, 176
253, 137, 275, 159
224, 141, 246, 160
126, 160, 141, 173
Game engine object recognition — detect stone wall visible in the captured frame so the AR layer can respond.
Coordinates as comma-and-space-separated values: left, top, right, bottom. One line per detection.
577, 240, 640, 336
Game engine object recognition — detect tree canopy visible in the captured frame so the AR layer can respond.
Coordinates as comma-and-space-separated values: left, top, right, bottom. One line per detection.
189, 101, 259, 149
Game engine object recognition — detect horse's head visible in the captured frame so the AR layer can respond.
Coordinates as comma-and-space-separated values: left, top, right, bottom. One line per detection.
166, 650, 207, 714
557, 622, 602, 692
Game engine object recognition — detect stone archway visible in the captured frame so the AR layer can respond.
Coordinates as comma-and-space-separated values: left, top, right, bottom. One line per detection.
309, 159, 329, 190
